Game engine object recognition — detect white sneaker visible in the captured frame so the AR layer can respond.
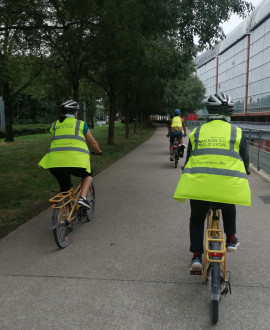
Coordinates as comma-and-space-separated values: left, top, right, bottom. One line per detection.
226, 237, 240, 252
77, 197, 91, 209
190, 257, 202, 272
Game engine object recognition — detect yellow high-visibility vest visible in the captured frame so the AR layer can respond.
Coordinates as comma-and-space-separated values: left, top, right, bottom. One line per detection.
173, 120, 251, 206
171, 116, 182, 131
39, 118, 91, 172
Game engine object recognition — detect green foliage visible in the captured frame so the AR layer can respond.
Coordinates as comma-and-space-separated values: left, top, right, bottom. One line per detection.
0, 123, 51, 138
0, 124, 155, 238
163, 75, 206, 116
0, 0, 254, 141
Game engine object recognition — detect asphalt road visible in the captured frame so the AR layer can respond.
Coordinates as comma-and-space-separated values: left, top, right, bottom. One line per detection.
1, 125, 270, 330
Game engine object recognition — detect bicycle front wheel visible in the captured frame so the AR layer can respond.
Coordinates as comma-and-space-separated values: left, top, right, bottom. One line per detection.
86, 183, 95, 221
52, 206, 72, 249
210, 262, 221, 324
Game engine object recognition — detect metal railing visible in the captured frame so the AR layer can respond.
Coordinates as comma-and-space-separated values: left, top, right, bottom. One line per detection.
186, 121, 270, 174
232, 121, 270, 131
243, 129, 270, 173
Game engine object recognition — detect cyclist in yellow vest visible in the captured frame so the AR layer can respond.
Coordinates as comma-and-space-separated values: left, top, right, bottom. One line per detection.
173, 93, 251, 272
39, 100, 102, 209
167, 109, 187, 161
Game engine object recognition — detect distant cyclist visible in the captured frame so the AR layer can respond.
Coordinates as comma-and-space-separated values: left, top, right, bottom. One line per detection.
173, 92, 251, 272
167, 109, 187, 161
39, 100, 102, 209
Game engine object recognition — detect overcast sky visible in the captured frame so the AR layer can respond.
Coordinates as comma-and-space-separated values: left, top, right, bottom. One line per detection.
221, 0, 264, 35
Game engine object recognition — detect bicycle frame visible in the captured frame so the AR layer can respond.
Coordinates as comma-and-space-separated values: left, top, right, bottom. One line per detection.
49, 184, 82, 223
203, 208, 227, 281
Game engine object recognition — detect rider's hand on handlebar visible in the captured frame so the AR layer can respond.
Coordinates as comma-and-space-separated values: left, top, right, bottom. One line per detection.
91, 150, 102, 155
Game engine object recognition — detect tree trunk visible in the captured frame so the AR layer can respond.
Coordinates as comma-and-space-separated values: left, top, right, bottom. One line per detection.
89, 112, 94, 129
134, 109, 138, 134
124, 93, 130, 138
3, 82, 14, 142
107, 88, 116, 144
125, 111, 130, 138
72, 80, 80, 102
140, 109, 144, 131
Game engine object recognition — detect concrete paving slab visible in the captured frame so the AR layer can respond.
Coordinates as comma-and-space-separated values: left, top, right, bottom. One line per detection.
1, 125, 270, 329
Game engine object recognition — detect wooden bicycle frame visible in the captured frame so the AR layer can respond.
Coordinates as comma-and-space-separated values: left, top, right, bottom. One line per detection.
49, 184, 82, 223
203, 209, 227, 281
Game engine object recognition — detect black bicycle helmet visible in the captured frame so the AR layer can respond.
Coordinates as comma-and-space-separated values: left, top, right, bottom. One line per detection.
205, 92, 234, 116
60, 100, 80, 115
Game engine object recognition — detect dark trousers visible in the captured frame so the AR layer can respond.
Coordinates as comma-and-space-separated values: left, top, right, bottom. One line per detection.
189, 199, 236, 253
49, 167, 92, 192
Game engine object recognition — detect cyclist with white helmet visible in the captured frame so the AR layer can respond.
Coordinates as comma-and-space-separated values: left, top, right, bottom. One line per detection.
167, 109, 187, 161
39, 100, 102, 209
173, 92, 251, 272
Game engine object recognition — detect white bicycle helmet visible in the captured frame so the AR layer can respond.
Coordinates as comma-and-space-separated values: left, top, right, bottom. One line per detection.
205, 92, 234, 116
60, 100, 79, 115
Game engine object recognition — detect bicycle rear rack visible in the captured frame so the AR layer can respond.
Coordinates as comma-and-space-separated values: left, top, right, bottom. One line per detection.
49, 188, 78, 222
49, 189, 73, 209
203, 228, 227, 280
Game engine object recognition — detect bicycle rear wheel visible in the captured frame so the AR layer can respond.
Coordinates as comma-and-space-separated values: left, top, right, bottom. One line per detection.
86, 183, 95, 221
211, 299, 219, 324
52, 205, 73, 248
210, 249, 221, 324
174, 149, 178, 168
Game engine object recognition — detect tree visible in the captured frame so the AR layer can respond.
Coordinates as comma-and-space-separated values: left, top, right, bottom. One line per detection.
0, 0, 47, 141
163, 75, 206, 117
0, 0, 253, 142
79, 79, 105, 128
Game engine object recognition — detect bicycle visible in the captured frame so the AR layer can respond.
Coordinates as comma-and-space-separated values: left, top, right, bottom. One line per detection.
48, 152, 100, 249
190, 206, 231, 324
172, 137, 186, 168
49, 182, 95, 248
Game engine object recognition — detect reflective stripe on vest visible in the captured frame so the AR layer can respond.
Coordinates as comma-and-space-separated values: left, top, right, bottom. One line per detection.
48, 147, 89, 155
183, 167, 248, 179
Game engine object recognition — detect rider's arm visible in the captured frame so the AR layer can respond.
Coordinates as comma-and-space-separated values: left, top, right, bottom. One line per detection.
182, 119, 187, 136
167, 120, 172, 135
85, 129, 102, 154
239, 133, 250, 174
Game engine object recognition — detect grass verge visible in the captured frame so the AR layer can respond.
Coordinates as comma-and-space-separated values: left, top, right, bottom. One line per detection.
0, 123, 155, 239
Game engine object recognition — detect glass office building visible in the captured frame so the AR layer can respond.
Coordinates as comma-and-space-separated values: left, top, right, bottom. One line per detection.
195, 0, 270, 121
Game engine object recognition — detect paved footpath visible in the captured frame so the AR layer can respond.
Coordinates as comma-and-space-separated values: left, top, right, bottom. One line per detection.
1, 125, 270, 330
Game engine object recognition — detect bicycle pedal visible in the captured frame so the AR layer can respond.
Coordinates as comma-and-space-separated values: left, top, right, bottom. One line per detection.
190, 270, 202, 275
